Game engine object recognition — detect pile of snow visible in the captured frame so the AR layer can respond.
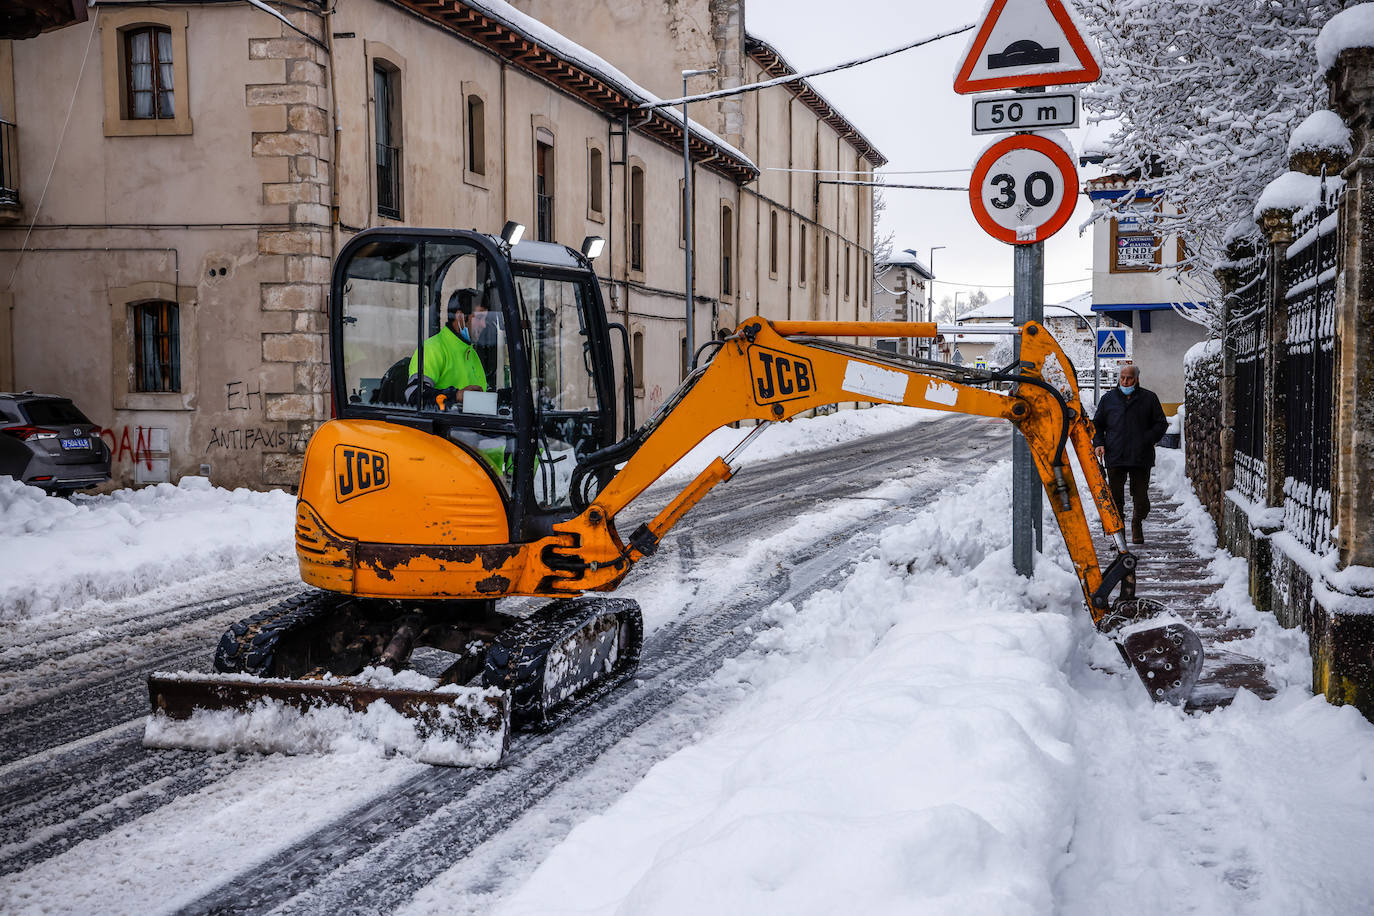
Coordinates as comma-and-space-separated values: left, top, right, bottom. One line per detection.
0, 476, 296, 623
1253, 171, 1323, 219
1287, 109, 1353, 157
495, 453, 1374, 915
1317, 4, 1374, 72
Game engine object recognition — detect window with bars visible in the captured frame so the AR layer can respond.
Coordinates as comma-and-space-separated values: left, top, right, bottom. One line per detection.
720, 205, 733, 297
536, 129, 555, 241
133, 300, 180, 392
630, 166, 645, 272
125, 26, 174, 120
374, 62, 403, 219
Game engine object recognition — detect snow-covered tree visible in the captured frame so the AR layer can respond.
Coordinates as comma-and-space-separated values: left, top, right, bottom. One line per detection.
872, 187, 895, 264
1079, 0, 1345, 325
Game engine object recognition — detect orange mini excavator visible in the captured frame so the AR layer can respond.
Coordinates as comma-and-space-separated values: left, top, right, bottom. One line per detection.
147, 226, 1202, 764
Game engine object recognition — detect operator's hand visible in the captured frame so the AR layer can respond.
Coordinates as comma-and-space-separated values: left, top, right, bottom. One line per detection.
1094, 445, 1104, 459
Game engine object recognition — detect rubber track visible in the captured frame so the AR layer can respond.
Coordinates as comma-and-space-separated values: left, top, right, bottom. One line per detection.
214, 589, 346, 676
483, 596, 644, 729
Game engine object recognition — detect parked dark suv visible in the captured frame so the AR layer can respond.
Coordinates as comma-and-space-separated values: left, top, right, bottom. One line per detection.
0, 393, 111, 495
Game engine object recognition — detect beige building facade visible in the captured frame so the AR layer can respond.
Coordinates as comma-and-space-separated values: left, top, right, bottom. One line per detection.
0, 0, 881, 490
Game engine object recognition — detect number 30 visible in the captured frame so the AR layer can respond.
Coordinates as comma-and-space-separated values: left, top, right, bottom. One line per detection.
988, 170, 1056, 210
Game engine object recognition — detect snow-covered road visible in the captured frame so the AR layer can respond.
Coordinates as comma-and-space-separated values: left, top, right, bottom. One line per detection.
3, 409, 1374, 915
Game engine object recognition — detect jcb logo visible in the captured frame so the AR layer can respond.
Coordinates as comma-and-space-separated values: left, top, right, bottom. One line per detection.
335, 445, 389, 503
748, 346, 815, 405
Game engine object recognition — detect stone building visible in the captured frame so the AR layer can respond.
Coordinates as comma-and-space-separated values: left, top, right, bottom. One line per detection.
871, 248, 932, 357
0, 0, 881, 490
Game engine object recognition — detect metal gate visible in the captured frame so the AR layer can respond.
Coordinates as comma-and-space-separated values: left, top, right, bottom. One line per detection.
1230, 253, 1266, 504
1281, 179, 1342, 552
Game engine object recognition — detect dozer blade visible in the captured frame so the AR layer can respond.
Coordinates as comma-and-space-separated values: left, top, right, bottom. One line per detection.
1105, 598, 1204, 705
145, 673, 510, 767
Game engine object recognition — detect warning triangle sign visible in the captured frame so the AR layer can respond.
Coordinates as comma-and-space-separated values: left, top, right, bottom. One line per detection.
954, 0, 1102, 94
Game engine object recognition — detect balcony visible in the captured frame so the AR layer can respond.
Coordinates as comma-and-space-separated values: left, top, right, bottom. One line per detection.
0, 119, 18, 218
376, 142, 402, 219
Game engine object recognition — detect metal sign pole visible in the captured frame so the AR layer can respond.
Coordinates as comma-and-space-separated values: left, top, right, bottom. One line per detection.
1012, 241, 1044, 577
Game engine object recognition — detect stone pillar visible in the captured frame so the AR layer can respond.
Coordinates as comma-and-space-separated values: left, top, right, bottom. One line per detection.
1313, 46, 1374, 718
1214, 237, 1254, 498
1329, 46, 1374, 572
248, 10, 333, 489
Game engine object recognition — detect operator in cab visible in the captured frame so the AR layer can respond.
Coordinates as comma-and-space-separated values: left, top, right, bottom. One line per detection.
407, 288, 489, 410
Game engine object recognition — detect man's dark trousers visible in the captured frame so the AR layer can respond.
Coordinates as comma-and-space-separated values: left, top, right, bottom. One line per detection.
1108, 466, 1151, 523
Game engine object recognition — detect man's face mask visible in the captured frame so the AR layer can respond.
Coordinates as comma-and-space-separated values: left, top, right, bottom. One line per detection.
1119, 377, 1136, 394
459, 325, 472, 344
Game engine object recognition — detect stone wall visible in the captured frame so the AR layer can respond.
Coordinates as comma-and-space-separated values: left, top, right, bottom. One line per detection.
1183, 341, 1224, 528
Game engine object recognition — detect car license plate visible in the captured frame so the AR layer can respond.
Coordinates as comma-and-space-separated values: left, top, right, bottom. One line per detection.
60, 438, 91, 449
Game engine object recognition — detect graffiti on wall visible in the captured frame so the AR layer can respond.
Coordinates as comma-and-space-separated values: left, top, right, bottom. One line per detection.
203, 427, 309, 453
225, 380, 264, 412
99, 425, 159, 470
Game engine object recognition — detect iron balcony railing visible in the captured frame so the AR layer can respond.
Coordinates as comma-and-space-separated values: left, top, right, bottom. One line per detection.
376, 142, 402, 219
0, 119, 17, 207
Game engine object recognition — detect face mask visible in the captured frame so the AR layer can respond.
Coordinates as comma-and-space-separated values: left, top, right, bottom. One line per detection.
459, 327, 472, 344
1119, 383, 1136, 395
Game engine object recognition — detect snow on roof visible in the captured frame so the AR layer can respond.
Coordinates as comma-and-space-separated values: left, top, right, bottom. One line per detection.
1288, 109, 1353, 157
1317, 4, 1374, 73
1253, 170, 1323, 219
462, 0, 754, 170
878, 248, 933, 277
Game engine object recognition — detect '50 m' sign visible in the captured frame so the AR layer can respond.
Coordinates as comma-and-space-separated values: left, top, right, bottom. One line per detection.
969, 133, 1079, 245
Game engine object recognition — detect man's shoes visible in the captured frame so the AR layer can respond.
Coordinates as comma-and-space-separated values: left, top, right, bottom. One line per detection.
1131, 518, 1145, 545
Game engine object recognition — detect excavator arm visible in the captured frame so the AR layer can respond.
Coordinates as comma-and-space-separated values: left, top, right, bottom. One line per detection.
549, 317, 1201, 703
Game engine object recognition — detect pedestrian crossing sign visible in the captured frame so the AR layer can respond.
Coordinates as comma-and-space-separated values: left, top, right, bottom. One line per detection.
1096, 328, 1127, 357
974, 357, 988, 369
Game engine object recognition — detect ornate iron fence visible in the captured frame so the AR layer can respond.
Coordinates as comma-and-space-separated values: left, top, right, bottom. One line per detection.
1230, 252, 1267, 503
1281, 179, 1342, 552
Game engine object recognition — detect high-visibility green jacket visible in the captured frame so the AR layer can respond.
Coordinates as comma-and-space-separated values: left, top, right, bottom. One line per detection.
409, 326, 488, 392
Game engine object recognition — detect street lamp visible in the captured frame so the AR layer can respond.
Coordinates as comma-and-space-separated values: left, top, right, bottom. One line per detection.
927, 245, 945, 359
682, 67, 717, 377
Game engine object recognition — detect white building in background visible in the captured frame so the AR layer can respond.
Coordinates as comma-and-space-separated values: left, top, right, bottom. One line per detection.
1085, 174, 1208, 413
943, 291, 1104, 377
872, 248, 933, 357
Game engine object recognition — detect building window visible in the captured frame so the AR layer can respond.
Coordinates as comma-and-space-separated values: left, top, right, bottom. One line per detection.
630, 166, 645, 272
632, 330, 644, 390
101, 8, 192, 137
133, 300, 180, 393
125, 27, 174, 120
536, 128, 555, 242
589, 146, 604, 217
374, 62, 402, 219
798, 222, 807, 286
844, 244, 851, 299
720, 205, 733, 297
679, 179, 687, 245
823, 235, 831, 294
769, 210, 779, 277
466, 94, 485, 176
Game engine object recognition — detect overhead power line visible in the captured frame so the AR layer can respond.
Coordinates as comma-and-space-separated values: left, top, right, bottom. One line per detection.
640, 22, 976, 109
820, 179, 965, 191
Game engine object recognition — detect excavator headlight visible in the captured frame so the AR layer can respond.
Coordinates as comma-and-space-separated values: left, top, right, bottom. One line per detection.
581, 236, 606, 260
501, 221, 526, 246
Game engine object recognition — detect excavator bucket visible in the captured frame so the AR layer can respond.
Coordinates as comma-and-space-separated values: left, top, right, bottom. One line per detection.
1105, 598, 1205, 705
144, 673, 510, 767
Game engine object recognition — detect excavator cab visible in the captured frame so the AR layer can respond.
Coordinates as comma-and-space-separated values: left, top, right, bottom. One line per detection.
331, 228, 624, 544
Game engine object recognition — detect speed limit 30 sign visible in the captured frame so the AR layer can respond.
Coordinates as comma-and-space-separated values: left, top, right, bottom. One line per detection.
969, 133, 1079, 245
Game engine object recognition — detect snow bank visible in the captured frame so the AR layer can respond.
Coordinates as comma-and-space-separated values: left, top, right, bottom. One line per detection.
499, 465, 1091, 915
0, 476, 295, 623
1184, 338, 1223, 368
1317, 4, 1374, 72
500, 453, 1374, 915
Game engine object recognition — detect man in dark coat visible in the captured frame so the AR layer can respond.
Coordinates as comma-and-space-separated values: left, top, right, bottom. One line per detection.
1092, 364, 1168, 545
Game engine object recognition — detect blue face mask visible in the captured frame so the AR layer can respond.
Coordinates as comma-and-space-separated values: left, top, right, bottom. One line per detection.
459, 327, 472, 344
1119, 383, 1136, 395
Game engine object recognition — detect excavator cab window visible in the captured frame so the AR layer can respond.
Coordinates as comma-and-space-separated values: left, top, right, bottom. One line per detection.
335, 234, 520, 494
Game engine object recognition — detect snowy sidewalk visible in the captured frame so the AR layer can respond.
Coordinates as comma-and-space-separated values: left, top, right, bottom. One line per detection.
1107, 461, 1278, 711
